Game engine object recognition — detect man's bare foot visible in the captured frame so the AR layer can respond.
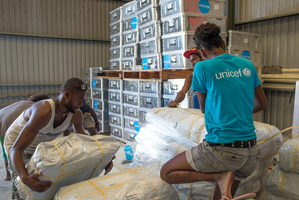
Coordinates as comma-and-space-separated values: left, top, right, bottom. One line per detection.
4, 176, 11, 181
215, 171, 235, 200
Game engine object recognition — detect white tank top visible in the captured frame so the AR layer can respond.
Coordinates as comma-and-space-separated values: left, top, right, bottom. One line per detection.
4, 99, 73, 155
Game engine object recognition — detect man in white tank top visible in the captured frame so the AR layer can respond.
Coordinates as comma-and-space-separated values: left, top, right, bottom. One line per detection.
4, 78, 105, 199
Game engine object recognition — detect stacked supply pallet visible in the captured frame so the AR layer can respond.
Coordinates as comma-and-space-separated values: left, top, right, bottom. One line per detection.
139, 80, 162, 127
108, 78, 124, 140
91, 67, 110, 133
162, 79, 193, 108
123, 80, 140, 141
228, 30, 263, 68
137, 0, 163, 129
160, 0, 227, 108
160, 0, 227, 70
110, 7, 123, 70
122, 1, 141, 70
137, 0, 162, 70
83, 68, 92, 105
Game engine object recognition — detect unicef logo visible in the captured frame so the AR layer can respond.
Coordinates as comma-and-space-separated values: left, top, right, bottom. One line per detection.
242, 68, 251, 77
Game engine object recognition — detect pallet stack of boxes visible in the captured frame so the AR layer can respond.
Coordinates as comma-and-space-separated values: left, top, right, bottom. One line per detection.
137, 0, 162, 131
83, 68, 92, 107
107, 0, 228, 142
160, 0, 227, 108
228, 30, 263, 69
90, 67, 110, 133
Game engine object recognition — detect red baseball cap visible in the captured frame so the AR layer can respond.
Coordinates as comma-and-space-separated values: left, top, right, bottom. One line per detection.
183, 47, 199, 59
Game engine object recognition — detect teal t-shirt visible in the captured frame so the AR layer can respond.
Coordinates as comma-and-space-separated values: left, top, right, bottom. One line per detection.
191, 53, 261, 143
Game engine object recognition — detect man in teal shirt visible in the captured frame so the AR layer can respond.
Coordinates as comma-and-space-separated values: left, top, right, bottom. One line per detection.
160, 23, 267, 200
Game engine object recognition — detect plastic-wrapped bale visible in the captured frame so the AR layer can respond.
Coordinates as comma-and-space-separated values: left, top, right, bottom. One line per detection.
131, 122, 196, 174
266, 166, 299, 199
16, 134, 120, 200
55, 167, 180, 200
146, 108, 205, 144
278, 137, 299, 173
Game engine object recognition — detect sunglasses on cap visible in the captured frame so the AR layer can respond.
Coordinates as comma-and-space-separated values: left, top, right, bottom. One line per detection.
63, 83, 88, 92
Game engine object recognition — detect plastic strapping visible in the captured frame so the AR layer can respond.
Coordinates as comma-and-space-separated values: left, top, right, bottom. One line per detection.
279, 172, 287, 194
87, 180, 107, 198
88, 136, 105, 179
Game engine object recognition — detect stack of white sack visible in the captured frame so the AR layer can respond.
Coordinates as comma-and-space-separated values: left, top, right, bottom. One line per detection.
54, 167, 180, 200
266, 137, 299, 199
130, 107, 282, 200
16, 134, 120, 200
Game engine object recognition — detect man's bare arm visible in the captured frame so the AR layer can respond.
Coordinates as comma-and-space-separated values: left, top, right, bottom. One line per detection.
72, 110, 85, 135
196, 91, 206, 114
253, 84, 268, 113
10, 101, 52, 192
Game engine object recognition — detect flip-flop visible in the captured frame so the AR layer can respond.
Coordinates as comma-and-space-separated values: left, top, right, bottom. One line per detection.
4, 178, 11, 181
221, 193, 256, 200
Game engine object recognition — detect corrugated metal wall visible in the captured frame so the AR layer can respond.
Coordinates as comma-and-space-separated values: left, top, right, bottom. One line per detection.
235, 0, 299, 131
0, 0, 124, 107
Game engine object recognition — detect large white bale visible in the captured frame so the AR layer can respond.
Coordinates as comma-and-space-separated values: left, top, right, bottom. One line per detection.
16, 134, 120, 200
55, 167, 180, 200
146, 108, 205, 144
266, 166, 299, 199
278, 137, 299, 173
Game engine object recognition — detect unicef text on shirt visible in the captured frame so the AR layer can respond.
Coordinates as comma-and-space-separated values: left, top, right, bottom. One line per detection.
215, 68, 251, 79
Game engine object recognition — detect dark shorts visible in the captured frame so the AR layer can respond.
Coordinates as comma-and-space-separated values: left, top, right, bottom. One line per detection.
185, 140, 260, 180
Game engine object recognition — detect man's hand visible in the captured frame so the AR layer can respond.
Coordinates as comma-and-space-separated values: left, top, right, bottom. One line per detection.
22, 172, 52, 192
104, 156, 116, 175
168, 100, 179, 107
95, 123, 100, 132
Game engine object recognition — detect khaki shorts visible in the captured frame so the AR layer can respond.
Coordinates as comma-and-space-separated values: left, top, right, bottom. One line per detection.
185, 140, 260, 180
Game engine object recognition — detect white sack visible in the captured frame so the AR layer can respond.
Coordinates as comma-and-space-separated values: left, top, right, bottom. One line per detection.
278, 137, 299, 173
146, 108, 205, 144
16, 134, 120, 200
266, 166, 299, 199
55, 167, 180, 200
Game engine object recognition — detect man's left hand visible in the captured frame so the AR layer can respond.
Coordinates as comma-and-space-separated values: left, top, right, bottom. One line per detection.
104, 156, 116, 175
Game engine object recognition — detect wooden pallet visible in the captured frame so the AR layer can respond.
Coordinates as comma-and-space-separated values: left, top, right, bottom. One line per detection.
96, 70, 122, 79
122, 69, 194, 81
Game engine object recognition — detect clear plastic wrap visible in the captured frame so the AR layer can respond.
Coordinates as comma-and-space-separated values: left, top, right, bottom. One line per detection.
55, 167, 179, 200
278, 137, 299, 173
16, 134, 120, 200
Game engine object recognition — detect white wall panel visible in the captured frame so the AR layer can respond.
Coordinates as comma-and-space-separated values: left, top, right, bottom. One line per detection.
236, 0, 299, 22
0, 35, 110, 84
0, 0, 124, 40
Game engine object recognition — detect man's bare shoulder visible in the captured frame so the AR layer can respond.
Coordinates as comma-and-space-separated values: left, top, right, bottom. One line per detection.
26, 100, 53, 118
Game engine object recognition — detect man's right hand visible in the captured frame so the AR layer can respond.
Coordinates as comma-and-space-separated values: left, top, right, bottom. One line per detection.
23, 172, 52, 192
168, 100, 179, 107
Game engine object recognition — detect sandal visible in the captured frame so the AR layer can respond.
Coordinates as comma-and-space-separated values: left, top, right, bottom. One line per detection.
221, 193, 256, 200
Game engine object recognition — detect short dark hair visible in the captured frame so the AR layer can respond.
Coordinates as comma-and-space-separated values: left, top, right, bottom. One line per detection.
28, 93, 50, 102
61, 77, 85, 93
194, 23, 224, 52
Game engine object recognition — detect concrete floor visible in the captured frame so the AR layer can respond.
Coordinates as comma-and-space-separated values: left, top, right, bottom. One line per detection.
0, 148, 12, 200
